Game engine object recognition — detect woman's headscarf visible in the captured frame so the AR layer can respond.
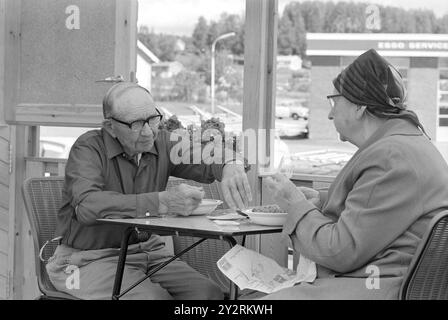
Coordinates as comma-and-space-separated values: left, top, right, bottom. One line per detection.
332, 49, 428, 137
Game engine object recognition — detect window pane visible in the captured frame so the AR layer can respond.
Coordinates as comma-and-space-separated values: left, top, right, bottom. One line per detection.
39, 126, 94, 158
439, 105, 448, 115
439, 93, 448, 103
275, 57, 315, 171
439, 117, 448, 127
440, 69, 448, 80
439, 80, 448, 91
138, 0, 245, 162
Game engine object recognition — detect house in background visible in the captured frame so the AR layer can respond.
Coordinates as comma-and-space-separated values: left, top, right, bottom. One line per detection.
136, 40, 160, 92
152, 61, 184, 78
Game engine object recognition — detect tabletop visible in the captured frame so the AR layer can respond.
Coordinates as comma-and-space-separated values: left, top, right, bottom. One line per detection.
97, 213, 283, 238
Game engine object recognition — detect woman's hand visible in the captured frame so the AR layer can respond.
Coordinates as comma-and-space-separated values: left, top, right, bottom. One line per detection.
264, 173, 306, 212
298, 186, 321, 207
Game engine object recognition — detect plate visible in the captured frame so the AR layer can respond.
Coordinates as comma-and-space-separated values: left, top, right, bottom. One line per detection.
242, 209, 288, 226
190, 199, 223, 215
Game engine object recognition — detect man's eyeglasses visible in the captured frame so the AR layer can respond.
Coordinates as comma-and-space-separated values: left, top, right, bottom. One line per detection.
327, 94, 343, 108
110, 108, 163, 132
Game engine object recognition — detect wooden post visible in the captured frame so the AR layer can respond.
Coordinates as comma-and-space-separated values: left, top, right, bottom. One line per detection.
0, 0, 11, 299
0, 127, 10, 300
243, 0, 286, 264
115, 0, 138, 82
243, 0, 278, 206
0, 0, 5, 125
3, 0, 19, 124
9, 125, 28, 299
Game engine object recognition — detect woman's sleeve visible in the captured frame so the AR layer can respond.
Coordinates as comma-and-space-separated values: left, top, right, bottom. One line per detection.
282, 147, 421, 273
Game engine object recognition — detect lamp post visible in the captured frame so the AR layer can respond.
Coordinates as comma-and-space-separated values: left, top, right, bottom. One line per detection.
211, 31, 236, 115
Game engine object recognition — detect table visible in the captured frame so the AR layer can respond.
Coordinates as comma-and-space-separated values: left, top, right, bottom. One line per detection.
98, 213, 283, 300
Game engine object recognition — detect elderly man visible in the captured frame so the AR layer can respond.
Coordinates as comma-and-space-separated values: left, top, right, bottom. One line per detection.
46, 82, 251, 300
263, 49, 448, 299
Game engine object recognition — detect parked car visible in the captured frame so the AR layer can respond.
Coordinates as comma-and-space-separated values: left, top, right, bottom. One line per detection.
289, 105, 309, 120
276, 100, 309, 120
276, 118, 309, 139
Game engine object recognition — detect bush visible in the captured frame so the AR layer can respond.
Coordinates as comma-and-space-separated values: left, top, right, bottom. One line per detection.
159, 115, 184, 131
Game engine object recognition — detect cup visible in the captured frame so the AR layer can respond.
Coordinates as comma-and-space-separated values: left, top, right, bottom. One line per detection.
277, 155, 294, 179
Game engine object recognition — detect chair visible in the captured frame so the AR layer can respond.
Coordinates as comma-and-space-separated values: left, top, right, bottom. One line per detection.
167, 177, 244, 298
22, 176, 79, 300
399, 210, 448, 300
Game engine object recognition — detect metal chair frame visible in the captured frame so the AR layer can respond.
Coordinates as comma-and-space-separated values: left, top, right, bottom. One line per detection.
21, 175, 244, 299
400, 210, 448, 300
22, 176, 79, 300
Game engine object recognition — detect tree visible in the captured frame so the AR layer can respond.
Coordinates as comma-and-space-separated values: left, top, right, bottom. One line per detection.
326, 2, 352, 32
207, 21, 220, 49
436, 14, 448, 33
413, 10, 437, 33
346, 3, 366, 32
190, 12, 245, 56
281, 2, 306, 56
218, 13, 244, 55
278, 16, 295, 55
172, 70, 206, 102
380, 7, 409, 33
217, 65, 243, 103
138, 31, 180, 61
322, 1, 336, 32
300, 1, 327, 32
192, 16, 209, 53
156, 35, 178, 61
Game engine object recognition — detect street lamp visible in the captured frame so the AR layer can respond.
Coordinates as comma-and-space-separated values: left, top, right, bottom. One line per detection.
211, 31, 236, 115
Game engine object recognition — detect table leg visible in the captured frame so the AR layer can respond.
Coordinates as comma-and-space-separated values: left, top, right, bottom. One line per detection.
114, 236, 208, 299
112, 227, 136, 300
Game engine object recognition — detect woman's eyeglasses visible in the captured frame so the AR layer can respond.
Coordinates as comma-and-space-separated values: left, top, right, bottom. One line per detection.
327, 94, 343, 108
111, 108, 163, 132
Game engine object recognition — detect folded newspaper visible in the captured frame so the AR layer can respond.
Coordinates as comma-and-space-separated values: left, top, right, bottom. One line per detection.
217, 245, 317, 294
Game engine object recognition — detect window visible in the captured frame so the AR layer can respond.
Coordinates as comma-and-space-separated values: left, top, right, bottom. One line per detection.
437, 69, 448, 141
39, 126, 94, 158
137, 0, 245, 165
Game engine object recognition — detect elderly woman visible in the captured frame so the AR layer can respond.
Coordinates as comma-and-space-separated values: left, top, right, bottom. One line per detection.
264, 49, 448, 299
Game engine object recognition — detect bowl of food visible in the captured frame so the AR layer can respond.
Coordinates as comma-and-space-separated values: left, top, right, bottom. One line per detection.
242, 204, 288, 226
191, 199, 223, 215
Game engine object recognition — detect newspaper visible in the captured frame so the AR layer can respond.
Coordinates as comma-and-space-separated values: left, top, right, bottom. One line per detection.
217, 245, 316, 294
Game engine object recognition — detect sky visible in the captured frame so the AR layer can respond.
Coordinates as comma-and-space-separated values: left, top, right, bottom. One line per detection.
138, 0, 448, 36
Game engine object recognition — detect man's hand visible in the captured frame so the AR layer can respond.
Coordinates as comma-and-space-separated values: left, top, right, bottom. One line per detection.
298, 186, 321, 207
159, 183, 205, 216
221, 161, 252, 209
